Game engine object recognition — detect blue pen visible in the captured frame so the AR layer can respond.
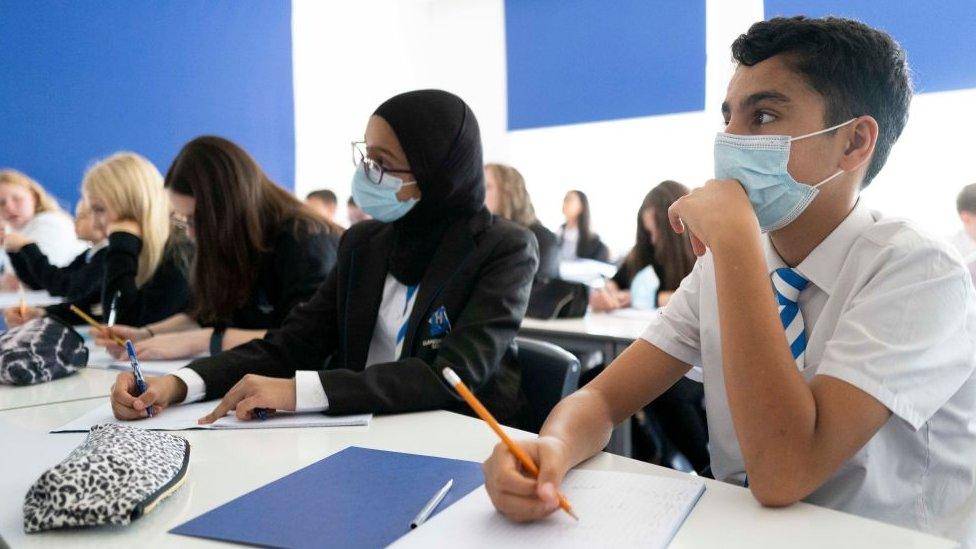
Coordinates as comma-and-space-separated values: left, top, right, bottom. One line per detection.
125, 340, 154, 418
253, 408, 270, 421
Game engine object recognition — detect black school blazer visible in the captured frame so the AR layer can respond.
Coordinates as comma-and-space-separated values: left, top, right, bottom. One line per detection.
186, 209, 539, 425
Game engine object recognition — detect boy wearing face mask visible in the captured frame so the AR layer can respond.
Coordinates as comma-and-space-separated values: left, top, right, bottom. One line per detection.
481, 16, 976, 545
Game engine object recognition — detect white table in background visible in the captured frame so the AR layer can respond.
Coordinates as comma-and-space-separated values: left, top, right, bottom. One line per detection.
519, 310, 655, 456
0, 400, 955, 549
0, 341, 120, 412
0, 368, 117, 412
0, 290, 63, 309
519, 310, 653, 362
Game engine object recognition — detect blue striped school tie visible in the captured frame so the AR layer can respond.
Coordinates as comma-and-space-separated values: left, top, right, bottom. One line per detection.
394, 285, 419, 356
771, 267, 810, 370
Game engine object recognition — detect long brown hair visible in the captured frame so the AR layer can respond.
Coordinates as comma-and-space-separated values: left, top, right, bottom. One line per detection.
622, 181, 695, 291
565, 190, 595, 255
485, 163, 538, 227
164, 136, 342, 322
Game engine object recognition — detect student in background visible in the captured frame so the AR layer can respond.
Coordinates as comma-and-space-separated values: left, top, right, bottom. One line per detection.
347, 196, 371, 225
305, 189, 339, 223
591, 181, 695, 311
95, 136, 342, 360
482, 17, 976, 545
0, 170, 87, 288
950, 183, 976, 261
109, 90, 538, 427
5, 153, 191, 328
485, 163, 559, 282
557, 190, 609, 262
2, 199, 108, 305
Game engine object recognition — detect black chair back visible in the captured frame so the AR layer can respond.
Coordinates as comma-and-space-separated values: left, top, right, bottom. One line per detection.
514, 337, 581, 432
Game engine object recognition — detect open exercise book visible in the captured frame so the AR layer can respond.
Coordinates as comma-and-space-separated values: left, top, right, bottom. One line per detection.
393, 469, 705, 549
51, 400, 371, 432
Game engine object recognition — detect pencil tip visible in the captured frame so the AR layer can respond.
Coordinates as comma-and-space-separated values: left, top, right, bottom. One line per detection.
567, 509, 580, 521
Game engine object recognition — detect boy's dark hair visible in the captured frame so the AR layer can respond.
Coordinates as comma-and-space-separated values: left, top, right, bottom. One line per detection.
957, 184, 976, 214
307, 189, 338, 205
731, 16, 913, 187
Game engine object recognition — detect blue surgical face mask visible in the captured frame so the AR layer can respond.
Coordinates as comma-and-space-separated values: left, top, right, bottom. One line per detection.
350, 164, 419, 223
714, 118, 855, 232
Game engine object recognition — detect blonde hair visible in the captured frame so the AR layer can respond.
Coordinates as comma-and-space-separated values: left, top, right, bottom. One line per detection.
485, 163, 538, 227
82, 153, 170, 287
0, 169, 62, 214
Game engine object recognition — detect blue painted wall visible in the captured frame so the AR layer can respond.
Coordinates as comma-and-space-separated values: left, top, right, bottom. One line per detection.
504, 0, 706, 130
0, 1, 295, 209
765, 0, 976, 94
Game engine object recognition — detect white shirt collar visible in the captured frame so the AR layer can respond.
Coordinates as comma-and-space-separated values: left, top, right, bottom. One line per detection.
763, 201, 875, 295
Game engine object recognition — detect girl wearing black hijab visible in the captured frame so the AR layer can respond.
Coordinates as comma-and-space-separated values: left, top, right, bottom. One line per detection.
109, 90, 540, 426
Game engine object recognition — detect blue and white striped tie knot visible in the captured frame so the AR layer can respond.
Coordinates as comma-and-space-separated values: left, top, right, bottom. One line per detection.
771, 267, 810, 370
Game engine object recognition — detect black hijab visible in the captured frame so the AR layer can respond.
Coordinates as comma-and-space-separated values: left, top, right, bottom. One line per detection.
373, 90, 487, 285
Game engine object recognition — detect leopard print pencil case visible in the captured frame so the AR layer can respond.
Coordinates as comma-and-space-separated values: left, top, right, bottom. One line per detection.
23, 424, 190, 533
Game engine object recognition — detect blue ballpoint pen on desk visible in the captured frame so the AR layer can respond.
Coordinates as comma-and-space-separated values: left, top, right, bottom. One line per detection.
125, 340, 154, 418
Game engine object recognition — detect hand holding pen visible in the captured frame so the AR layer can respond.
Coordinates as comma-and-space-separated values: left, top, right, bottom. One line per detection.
125, 340, 154, 418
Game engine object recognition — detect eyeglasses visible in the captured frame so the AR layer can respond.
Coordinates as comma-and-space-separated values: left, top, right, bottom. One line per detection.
351, 141, 412, 185
170, 212, 194, 231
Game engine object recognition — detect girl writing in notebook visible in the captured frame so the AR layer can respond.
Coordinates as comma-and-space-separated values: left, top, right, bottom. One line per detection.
109, 90, 538, 427
94, 136, 342, 359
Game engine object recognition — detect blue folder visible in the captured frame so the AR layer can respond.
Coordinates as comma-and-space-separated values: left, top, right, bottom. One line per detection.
170, 446, 484, 548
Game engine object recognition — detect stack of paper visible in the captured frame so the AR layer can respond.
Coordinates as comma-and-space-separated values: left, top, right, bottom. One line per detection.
393, 469, 705, 549
52, 401, 371, 432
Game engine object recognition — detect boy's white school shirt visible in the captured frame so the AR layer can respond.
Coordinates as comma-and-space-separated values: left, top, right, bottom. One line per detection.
642, 202, 976, 545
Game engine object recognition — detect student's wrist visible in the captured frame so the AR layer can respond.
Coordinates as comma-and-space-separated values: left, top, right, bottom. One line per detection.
710, 223, 762, 259
162, 375, 188, 404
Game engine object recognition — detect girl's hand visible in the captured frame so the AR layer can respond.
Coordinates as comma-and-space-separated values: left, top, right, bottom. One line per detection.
2, 231, 33, 252
110, 373, 187, 420
132, 331, 208, 360
95, 325, 152, 358
198, 374, 297, 424
3, 305, 44, 328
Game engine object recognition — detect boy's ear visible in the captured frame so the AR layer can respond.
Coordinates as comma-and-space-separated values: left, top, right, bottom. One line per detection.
839, 116, 879, 174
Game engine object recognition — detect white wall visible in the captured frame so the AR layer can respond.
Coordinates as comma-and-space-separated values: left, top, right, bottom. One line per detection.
294, 0, 975, 252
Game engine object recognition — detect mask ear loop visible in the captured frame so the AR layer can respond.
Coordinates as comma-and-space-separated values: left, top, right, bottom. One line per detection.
790, 117, 858, 142
798, 117, 862, 188
812, 169, 846, 188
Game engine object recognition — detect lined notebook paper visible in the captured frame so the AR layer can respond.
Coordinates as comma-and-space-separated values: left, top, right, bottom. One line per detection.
52, 401, 371, 432
393, 469, 705, 549
106, 359, 189, 376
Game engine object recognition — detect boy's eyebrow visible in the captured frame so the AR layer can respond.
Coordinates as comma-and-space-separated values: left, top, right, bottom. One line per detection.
722, 90, 793, 116
742, 90, 792, 108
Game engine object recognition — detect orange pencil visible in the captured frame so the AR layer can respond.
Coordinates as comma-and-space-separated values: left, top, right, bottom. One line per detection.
69, 304, 126, 346
441, 367, 579, 521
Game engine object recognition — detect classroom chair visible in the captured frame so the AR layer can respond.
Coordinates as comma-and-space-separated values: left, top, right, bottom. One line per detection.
513, 337, 581, 433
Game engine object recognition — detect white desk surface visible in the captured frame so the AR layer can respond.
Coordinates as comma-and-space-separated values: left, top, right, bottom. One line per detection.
0, 400, 954, 548
520, 311, 651, 342
0, 368, 117, 412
